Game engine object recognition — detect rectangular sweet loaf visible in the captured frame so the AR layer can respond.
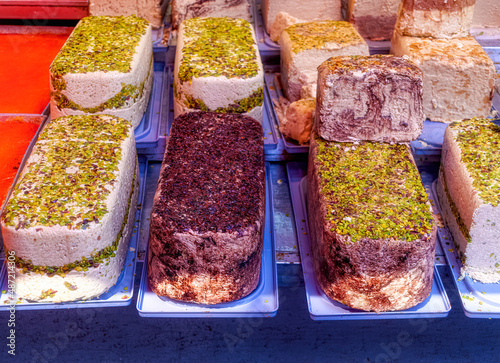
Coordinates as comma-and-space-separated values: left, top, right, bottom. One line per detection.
1, 115, 140, 303
50, 15, 153, 129
262, 0, 342, 34
148, 111, 265, 305
307, 135, 436, 312
390, 32, 495, 122
436, 118, 500, 283
174, 17, 264, 122
315, 55, 424, 143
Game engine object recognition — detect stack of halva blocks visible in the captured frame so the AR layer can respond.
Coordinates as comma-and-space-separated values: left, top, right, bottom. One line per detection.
276, 20, 369, 144
388, 1, 500, 283
306, 53, 437, 312
390, 0, 496, 122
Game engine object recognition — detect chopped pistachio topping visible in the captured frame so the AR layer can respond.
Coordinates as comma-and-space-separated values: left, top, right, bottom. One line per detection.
6, 163, 138, 276
316, 139, 434, 243
183, 87, 263, 113
178, 17, 259, 83
285, 21, 363, 53
450, 118, 500, 206
40, 289, 57, 300
2, 115, 131, 230
64, 282, 78, 291
52, 56, 153, 113
50, 15, 149, 77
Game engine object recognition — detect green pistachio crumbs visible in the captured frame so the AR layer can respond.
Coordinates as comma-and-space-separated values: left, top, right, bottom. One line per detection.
178, 17, 260, 83
316, 139, 434, 243
40, 289, 57, 300
2, 115, 130, 230
285, 21, 363, 53
50, 15, 149, 79
450, 118, 500, 207
6, 164, 138, 276
183, 87, 263, 113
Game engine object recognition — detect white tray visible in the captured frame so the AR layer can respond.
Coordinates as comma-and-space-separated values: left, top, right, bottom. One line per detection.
287, 162, 451, 320
136, 163, 279, 318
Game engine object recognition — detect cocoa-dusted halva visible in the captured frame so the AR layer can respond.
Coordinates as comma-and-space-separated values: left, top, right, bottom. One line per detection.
148, 112, 265, 304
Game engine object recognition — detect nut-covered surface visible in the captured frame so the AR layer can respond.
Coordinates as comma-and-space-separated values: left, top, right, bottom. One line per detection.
171, 0, 252, 30
148, 112, 265, 304
307, 135, 436, 312
0, 114, 139, 302
173, 17, 264, 122
437, 118, 500, 283
50, 15, 153, 128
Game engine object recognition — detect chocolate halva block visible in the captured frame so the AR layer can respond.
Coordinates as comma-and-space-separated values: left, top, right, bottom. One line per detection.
148, 112, 265, 304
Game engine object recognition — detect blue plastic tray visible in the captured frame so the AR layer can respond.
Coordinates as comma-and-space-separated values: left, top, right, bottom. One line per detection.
287, 162, 451, 320
432, 181, 500, 319
410, 121, 448, 156
136, 163, 279, 318
0, 158, 147, 310
135, 63, 166, 149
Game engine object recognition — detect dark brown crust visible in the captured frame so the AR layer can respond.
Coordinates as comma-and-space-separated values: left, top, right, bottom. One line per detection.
316, 55, 424, 143
307, 136, 436, 312
172, 0, 248, 29
351, 14, 397, 41
401, 0, 475, 12
148, 112, 265, 304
